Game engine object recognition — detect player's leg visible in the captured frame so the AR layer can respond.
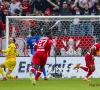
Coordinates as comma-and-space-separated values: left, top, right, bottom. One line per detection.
85, 65, 95, 79
30, 64, 39, 85
35, 54, 47, 81
73, 63, 89, 71
35, 65, 44, 81
30, 64, 39, 75
84, 60, 95, 81
73, 53, 89, 71
29, 52, 37, 76
6, 70, 18, 80
6, 70, 13, 79
73, 53, 95, 81
30, 55, 40, 74
29, 54, 40, 85
0, 63, 6, 80
5, 58, 17, 80
42, 67, 48, 80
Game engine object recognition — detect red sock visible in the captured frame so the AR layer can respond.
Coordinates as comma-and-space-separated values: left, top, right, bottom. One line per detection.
80, 66, 88, 72
86, 70, 93, 78
86, 68, 95, 78
30, 68, 36, 73
35, 68, 43, 81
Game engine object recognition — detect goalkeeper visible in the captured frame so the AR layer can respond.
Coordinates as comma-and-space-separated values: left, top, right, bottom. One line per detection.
0, 37, 18, 81
26, 30, 48, 80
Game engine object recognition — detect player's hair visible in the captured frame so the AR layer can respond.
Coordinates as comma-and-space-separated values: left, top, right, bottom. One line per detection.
13, 38, 16, 43
46, 31, 51, 36
30, 30, 35, 36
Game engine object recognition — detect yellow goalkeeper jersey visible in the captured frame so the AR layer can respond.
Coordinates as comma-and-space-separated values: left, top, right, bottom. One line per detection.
2, 43, 18, 59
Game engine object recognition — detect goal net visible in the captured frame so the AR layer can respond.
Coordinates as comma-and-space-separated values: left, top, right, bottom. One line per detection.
0, 16, 100, 78
2, 16, 99, 57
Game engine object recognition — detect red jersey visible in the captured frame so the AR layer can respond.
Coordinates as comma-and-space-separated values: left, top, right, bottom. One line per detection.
34, 37, 52, 56
89, 43, 100, 56
21, 2, 30, 12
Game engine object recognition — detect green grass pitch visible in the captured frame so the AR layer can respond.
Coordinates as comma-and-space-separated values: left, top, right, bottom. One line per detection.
0, 78, 100, 90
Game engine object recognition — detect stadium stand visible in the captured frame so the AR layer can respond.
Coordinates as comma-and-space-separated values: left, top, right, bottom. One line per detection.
0, 0, 100, 56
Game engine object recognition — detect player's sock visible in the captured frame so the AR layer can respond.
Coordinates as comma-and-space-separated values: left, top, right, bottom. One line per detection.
30, 68, 36, 83
35, 68, 42, 81
86, 68, 95, 78
0, 67, 4, 77
43, 67, 46, 77
7, 74, 14, 79
86, 70, 93, 78
80, 66, 88, 72
30, 68, 36, 73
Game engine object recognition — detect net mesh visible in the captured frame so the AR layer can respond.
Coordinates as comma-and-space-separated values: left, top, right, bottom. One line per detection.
1, 17, 100, 56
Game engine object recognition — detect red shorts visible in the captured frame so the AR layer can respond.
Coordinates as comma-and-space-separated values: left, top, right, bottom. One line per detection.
85, 52, 95, 68
32, 51, 47, 67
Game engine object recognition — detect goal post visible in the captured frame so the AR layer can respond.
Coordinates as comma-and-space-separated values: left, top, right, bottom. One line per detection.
2, 16, 100, 78
6, 16, 100, 57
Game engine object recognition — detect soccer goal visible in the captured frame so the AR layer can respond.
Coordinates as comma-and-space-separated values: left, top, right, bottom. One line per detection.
5, 16, 100, 57
2, 16, 100, 78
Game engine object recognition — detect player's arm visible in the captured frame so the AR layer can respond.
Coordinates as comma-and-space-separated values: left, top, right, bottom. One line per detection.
47, 0, 59, 9
49, 21, 59, 30
26, 44, 30, 49
47, 40, 53, 56
50, 24, 56, 30
26, 38, 30, 49
91, 46, 95, 60
15, 50, 19, 56
1, 46, 11, 53
34, 42, 38, 51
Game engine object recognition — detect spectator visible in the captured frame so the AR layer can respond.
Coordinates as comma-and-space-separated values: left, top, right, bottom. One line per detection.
81, 21, 93, 36
9, 0, 20, 15
9, 23, 20, 37
70, 1, 81, 15
1, 1, 10, 14
30, 0, 45, 14
75, 0, 96, 8
14, 4, 26, 16
77, 0, 96, 15
44, 8, 53, 16
21, 0, 30, 13
42, 19, 50, 36
47, 0, 60, 15
60, 1, 75, 16
95, 3, 100, 15
70, 18, 81, 35
49, 20, 62, 36
0, 17, 5, 38
71, 6, 81, 15
0, 5, 5, 24
33, 10, 43, 16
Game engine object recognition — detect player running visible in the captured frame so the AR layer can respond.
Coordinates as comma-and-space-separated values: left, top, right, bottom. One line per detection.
73, 37, 100, 81
26, 30, 48, 80
29, 31, 53, 85
0, 37, 18, 81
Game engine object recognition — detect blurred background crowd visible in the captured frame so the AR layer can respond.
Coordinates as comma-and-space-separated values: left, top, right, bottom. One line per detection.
0, 0, 100, 56
1, 0, 100, 37
0, 0, 100, 23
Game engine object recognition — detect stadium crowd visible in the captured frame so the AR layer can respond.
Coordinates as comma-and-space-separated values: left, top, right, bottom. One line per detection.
0, 0, 100, 56
0, 0, 100, 37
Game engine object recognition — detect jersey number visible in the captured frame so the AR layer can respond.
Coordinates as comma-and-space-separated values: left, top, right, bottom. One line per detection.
38, 40, 47, 47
